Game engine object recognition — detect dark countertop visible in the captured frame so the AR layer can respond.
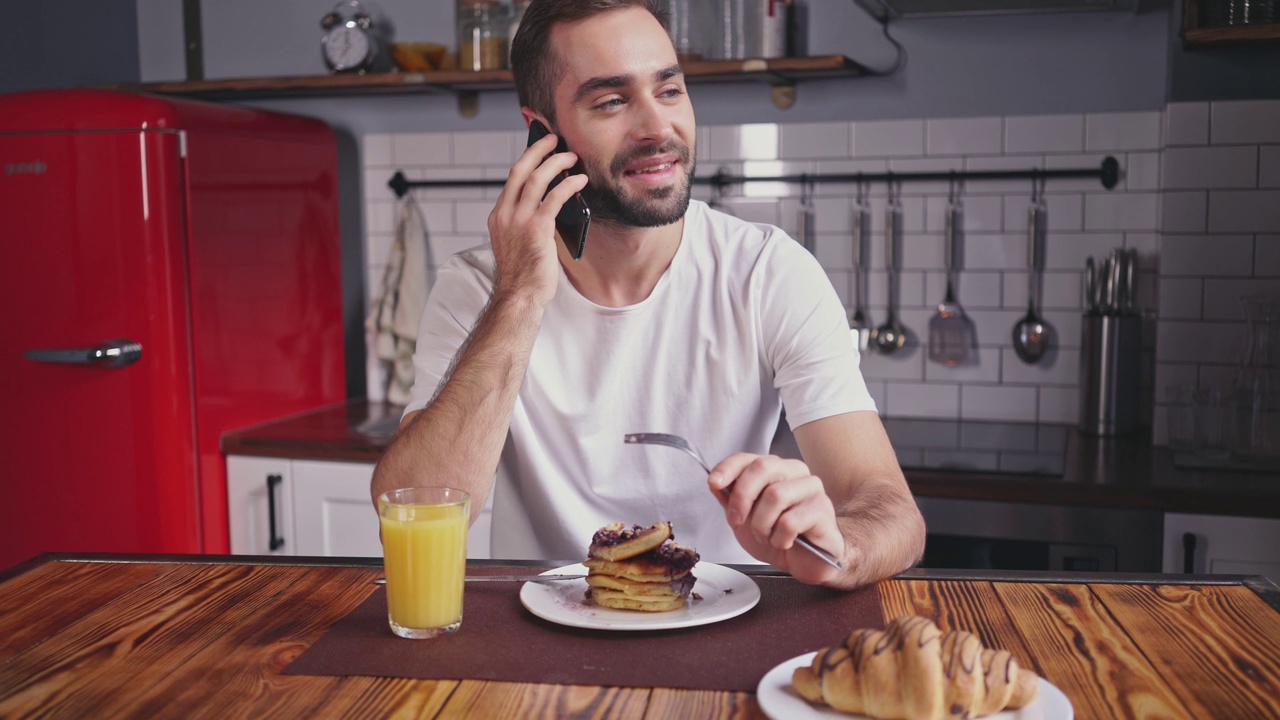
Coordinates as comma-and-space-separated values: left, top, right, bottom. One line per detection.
222, 400, 1280, 519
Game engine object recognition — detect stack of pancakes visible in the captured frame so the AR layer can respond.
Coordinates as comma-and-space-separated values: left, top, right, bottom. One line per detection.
584, 521, 700, 612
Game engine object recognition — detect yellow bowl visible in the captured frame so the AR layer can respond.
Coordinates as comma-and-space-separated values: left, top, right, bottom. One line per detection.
390, 42, 449, 72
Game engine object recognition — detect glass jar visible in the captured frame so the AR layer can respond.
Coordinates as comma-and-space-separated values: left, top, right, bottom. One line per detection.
666, 0, 716, 60
710, 0, 791, 60
1233, 294, 1280, 464
508, 0, 531, 66
457, 0, 509, 71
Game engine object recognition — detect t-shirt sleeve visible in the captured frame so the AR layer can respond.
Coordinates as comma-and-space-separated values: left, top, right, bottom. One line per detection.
756, 231, 877, 429
401, 251, 495, 417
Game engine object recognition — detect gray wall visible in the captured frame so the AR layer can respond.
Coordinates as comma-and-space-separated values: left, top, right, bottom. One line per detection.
0, 0, 139, 93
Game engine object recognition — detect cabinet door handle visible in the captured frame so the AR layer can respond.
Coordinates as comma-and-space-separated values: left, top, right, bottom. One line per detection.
1182, 532, 1196, 574
267, 474, 285, 551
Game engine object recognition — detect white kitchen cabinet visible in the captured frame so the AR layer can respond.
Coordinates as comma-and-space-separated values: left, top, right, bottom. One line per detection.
226, 455, 493, 559
226, 456, 296, 556
292, 460, 382, 557
1163, 513, 1280, 583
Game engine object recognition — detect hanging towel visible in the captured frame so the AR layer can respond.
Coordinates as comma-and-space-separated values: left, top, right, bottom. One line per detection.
366, 196, 433, 405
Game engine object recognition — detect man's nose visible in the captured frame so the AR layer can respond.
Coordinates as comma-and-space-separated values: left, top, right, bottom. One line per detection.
629, 96, 675, 145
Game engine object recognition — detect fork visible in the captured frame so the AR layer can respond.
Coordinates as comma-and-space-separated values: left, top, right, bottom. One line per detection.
623, 433, 845, 571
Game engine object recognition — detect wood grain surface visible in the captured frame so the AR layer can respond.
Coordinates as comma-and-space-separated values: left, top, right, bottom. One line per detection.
996, 582, 1196, 720
1091, 583, 1280, 718
1, 558, 1278, 719
0, 560, 168, 663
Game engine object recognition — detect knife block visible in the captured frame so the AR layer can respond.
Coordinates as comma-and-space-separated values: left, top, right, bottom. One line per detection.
1079, 314, 1143, 436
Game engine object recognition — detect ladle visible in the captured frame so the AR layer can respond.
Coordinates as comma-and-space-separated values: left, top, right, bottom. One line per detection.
873, 181, 907, 354
1012, 176, 1052, 364
849, 180, 872, 352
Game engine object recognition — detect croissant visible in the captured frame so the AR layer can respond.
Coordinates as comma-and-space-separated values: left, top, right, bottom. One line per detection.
792, 616, 1040, 720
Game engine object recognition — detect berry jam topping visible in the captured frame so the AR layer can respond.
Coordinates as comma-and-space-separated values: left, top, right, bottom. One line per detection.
637, 542, 700, 571
590, 524, 645, 547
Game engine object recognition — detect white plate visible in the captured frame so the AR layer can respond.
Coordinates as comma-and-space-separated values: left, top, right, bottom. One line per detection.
757, 652, 1073, 720
518, 562, 760, 631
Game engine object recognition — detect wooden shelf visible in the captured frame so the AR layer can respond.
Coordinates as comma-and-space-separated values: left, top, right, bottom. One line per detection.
1183, 23, 1280, 45
1182, 0, 1280, 47
109, 55, 866, 112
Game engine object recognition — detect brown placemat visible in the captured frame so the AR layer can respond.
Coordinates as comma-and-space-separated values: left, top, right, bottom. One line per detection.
284, 568, 883, 692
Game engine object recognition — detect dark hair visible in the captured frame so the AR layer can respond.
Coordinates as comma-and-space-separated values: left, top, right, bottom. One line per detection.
510, 0, 669, 125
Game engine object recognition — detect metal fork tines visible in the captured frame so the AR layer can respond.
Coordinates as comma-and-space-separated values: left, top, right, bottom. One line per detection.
623, 433, 712, 472
623, 433, 845, 571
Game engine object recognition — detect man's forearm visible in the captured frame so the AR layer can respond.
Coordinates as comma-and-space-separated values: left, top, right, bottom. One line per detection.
370, 292, 545, 516
831, 481, 926, 590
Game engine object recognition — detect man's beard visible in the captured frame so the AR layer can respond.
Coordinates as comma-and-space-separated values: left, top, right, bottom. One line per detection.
578, 141, 695, 228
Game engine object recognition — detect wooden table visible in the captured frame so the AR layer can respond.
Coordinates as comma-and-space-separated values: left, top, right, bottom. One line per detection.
2, 555, 1279, 718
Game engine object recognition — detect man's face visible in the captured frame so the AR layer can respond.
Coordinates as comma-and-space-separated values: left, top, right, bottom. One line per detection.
547, 7, 696, 228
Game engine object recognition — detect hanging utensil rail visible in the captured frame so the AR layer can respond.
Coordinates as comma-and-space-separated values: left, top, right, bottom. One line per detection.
387, 156, 1120, 197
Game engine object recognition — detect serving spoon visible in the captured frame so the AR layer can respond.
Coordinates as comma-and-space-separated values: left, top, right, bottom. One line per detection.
872, 182, 907, 354
623, 432, 844, 571
1012, 177, 1052, 364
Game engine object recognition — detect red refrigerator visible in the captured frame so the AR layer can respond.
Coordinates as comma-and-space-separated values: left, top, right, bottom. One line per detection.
0, 90, 347, 569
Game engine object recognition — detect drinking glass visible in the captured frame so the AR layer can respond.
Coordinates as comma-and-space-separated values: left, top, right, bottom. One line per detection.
1193, 386, 1232, 462
378, 487, 470, 639
1166, 384, 1195, 453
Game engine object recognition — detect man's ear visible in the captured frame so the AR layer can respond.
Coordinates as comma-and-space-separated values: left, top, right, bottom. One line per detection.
519, 107, 543, 130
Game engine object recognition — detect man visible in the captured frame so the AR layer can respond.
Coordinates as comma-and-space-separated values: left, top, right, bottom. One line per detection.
371, 0, 925, 589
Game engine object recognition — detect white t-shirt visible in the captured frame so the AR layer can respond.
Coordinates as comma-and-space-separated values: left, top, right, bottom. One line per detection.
404, 200, 876, 564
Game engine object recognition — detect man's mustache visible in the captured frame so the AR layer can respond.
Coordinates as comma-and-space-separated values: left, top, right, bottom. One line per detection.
609, 142, 693, 176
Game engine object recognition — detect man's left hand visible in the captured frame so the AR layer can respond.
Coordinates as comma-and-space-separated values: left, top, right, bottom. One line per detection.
708, 453, 846, 585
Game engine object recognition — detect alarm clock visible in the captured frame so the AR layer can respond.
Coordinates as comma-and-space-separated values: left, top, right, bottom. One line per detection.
320, 1, 380, 73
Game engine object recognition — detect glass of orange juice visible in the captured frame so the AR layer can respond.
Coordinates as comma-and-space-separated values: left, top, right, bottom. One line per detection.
377, 487, 470, 639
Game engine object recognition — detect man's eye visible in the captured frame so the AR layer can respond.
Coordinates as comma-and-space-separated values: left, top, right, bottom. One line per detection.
660, 88, 686, 99
594, 97, 625, 111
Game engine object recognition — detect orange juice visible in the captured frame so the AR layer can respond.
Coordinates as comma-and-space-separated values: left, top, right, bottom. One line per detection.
379, 489, 469, 638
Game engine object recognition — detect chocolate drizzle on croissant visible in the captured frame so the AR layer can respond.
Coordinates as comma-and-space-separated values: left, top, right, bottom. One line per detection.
793, 616, 1041, 720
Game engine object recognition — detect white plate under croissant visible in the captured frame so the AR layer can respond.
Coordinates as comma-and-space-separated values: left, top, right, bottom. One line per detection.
758, 616, 1074, 720
757, 654, 1072, 720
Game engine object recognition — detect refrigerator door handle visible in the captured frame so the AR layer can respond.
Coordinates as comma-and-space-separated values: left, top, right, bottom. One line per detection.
267, 474, 286, 551
24, 339, 142, 368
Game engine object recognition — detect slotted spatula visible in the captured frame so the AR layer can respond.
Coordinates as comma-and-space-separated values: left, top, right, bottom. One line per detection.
927, 181, 975, 366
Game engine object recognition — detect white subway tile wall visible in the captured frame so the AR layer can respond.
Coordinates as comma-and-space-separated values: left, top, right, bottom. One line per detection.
361, 103, 1278, 437
1155, 101, 1280, 445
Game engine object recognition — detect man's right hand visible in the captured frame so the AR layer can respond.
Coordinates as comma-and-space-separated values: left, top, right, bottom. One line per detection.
487, 132, 589, 307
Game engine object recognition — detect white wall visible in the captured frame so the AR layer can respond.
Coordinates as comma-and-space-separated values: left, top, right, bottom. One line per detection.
1153, 100, 1280, 445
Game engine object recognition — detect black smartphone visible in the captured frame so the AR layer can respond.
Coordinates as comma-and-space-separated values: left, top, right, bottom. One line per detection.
526, 120, 591, 260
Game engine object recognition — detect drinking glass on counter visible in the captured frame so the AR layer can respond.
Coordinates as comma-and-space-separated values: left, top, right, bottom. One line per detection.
1193, 386, 1232, 462
378, 487, 470, 639
1165, 384, 1195, 453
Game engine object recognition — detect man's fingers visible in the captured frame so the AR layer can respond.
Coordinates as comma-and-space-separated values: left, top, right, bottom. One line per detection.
748, 474, 827, 544
497, 133, 563, 213
536, 171, 589, 220
515, 150, 584, 217
716, 455, 808, 527
757, 484, 829, 545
